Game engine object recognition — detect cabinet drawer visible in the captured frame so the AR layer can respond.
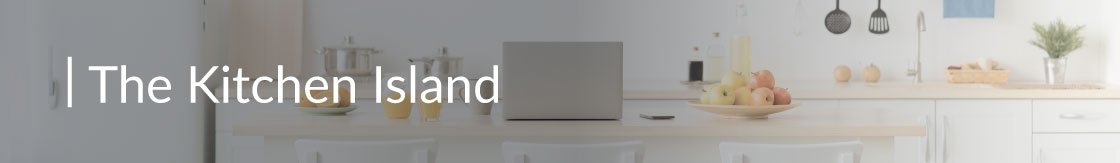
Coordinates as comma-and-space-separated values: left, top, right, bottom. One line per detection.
1033, 134, 1120, 163
1034, 100, 1120, 133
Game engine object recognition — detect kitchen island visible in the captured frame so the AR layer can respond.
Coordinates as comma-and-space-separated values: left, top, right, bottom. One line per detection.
232, 100, 924, 163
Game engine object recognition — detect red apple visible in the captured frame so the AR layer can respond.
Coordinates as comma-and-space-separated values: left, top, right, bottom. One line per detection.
747, 88, 775, 106
750, 70, 775, 90
772, 87, 792, 105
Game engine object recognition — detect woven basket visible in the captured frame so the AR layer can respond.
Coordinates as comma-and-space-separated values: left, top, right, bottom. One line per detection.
946, 70, 1009, 84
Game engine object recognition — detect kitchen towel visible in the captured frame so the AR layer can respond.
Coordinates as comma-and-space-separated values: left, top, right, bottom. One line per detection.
944, 0, 995, 18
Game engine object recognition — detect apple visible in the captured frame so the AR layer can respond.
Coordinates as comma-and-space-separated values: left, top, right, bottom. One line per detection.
733, 87, 753, 105
700, 85, 717, 104
706, 84, 736, 105
700, 93, 711, 104
747, 87, 775, 106
721, 72, 748, 88
749, 70, 775, 90
772, 87, 792, 105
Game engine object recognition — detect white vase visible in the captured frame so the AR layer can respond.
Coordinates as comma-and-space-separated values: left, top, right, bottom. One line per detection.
1043, 57, 1067, 84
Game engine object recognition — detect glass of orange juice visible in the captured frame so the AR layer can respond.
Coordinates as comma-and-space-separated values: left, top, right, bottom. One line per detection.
381, 73, 412, 119
418, 88, 443, 122
382, 92, 412, 119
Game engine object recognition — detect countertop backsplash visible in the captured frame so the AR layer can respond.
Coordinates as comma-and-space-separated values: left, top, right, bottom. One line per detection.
300, 0, 1116, 90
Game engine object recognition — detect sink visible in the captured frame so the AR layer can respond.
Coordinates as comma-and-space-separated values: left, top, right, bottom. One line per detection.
991, 83, 1105, 90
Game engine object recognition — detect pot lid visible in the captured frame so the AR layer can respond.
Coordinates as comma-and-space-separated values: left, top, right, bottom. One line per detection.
319, 36, 381, 54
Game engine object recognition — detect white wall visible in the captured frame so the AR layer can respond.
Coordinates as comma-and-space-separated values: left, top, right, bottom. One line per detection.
1103, 0, 1120, 84
302, 0, 1113, 89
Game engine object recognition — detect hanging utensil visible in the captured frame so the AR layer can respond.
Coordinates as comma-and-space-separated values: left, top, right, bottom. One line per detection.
869, 0, 890, 34
824, 0, 851, 34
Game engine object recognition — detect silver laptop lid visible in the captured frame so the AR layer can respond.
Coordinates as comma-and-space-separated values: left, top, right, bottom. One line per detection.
501, 42, 623, 120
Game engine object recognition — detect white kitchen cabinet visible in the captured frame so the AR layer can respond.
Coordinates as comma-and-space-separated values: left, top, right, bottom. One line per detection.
839, 100, 935, 163
1033, 134, 1120, 163
935, 100, 1032, 163
217, 102, 287, 163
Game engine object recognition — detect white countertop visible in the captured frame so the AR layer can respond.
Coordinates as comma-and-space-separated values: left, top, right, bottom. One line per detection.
216, 81, 1120, 100
232, 100, 925, 137
625, 81, 1120, 99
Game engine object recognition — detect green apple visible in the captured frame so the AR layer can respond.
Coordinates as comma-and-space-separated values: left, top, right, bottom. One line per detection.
733, 87, 753, 105
706, 84, 737, 105
700, 92, 711, 104
700, 85, 716, 104
721, 72, 748, 88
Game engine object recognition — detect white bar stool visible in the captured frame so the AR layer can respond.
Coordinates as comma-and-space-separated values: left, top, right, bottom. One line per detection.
295, 139, 437, 163
502, 141, 644, 163
719, 141, 863, 163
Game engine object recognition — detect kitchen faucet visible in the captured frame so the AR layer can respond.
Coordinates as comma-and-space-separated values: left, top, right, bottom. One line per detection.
908, 11, 927, 83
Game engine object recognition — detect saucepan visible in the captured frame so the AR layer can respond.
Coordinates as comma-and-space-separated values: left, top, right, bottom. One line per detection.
316, 36, 381, 77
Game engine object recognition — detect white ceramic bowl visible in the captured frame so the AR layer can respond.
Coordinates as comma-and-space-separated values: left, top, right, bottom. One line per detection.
687, 101, 799, 119
297, 105, 359, 115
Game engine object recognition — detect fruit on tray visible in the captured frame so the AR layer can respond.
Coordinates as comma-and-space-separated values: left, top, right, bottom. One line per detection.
699, 69, 793, 106
299, 88, 352, 108
747, 87, 775, 106
706, 84, 737, 105
749, 70, 775, 90
299, 90, 326, 107
314, 87, 352, 108
733, 87, 753, 105
772, 87, 792, 105
721, 72, 748, 88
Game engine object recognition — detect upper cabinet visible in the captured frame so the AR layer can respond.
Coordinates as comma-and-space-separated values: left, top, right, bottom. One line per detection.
935, 100, 1031, 163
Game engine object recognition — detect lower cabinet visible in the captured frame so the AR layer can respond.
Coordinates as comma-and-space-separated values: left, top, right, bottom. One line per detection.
217, 99, 1120, 163
1033, 134, 1120, 163
217, 102, 278, 163
935, 100, 1032, 163
1031, 100, 1120, 163
839, 100, 935, 163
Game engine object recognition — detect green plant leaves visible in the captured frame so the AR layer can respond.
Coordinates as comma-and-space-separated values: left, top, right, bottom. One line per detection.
1030, 19, 1085, 58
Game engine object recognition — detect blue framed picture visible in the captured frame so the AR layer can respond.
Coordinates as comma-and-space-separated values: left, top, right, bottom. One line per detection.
944, 0, 995, 18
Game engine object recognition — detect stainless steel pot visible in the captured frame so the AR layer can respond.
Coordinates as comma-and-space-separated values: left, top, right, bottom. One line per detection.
409, 47, 462, 78
316, 36, 381, 76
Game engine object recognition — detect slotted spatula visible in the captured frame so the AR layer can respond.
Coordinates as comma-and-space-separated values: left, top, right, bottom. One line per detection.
824, 0, 850, 34
869, 0, 889, 34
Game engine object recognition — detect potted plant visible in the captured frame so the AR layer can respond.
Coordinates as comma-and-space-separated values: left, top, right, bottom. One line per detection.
1029, 19, 1085, 84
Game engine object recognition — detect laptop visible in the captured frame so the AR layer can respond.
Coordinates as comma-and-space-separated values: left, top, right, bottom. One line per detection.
501, 42, 623, 120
